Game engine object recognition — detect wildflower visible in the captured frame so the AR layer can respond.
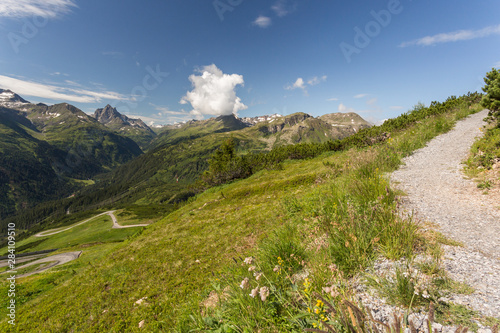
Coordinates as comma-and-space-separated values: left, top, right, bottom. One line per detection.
303, 278, 311, 294
249, 287, 259, 298
259, 286, 270, 301
248, 265, 256, 272
254, 272, 263, 281
244, 257, 254, 265
322, 287, 331, 294
273, 265, 281, 272
316, 299, 324, 308
307, 307, 312, 313
315, 308, 320, 314
239, 277, 249, 290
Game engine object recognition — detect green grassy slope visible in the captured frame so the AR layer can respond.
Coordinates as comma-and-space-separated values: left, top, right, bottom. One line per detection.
148, 114, 249, 149
4, 214, 139, 254
0, 94, 484, 332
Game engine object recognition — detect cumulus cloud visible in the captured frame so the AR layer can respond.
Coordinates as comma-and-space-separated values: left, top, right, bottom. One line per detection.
253, 15, 272, 28
0, 74, 125, 103
326, 97, 339, 102
0, 0, 76, 18
286, 78, 305, 90
400, 24, 500, 47
180, 64, 247, 119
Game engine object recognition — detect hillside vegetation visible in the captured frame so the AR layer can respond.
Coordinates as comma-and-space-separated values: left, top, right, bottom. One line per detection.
0, 93, 488, 332
0, 110, 370, 235
465, 68, 500, 191
0, 102, 143, 220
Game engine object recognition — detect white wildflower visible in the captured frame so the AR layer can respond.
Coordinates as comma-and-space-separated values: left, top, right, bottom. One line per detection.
240, 277, 249, 290
249, 287, 259, 298
259, 286, 270, 301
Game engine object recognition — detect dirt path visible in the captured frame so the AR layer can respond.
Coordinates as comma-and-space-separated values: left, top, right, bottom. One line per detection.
35, 211, 111, 237
109, 211, 148, 229
35, 211, 148, 237
391, 109, 500, 317
0, 253, 46, 268
5, 251, 82, 278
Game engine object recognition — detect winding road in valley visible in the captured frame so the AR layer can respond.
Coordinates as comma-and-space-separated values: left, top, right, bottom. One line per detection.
5, 211, 150, 277
35, 211, 148, 237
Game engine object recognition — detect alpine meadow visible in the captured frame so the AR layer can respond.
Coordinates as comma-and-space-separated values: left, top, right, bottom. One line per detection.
0, 1, 499, 332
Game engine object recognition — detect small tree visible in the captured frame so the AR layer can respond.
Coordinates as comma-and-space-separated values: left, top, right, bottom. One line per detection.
481, 68, 500, 121
202, 137, 252, 186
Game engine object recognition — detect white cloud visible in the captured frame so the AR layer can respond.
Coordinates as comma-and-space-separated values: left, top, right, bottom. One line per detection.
180, 64, 247, 119
307, 75, 327, 86
338, 103, 356, 113
253, 16, 272, 28
354, 94, 368, 99
49, 72, 69, 77
326, 97, 339, 102
64, 80, 81, 87
0, 0, 76, 18
400, 24, 500, 47
366, 98, 378, 106
286, 78, 305, 90
271, 0, 297, 17
150, 103, 191, 117
494, 61, 500, 68
286, 76, 326, 95
0, 75, 125, 103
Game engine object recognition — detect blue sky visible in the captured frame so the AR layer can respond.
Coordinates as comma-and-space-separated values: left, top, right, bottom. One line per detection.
0, 0, 499, 125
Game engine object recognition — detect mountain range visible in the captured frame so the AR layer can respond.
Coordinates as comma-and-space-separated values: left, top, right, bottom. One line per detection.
0, 88, 370, 225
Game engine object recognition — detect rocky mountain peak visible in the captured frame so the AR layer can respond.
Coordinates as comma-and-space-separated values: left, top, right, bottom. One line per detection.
0, 89, 30, 108
93, 104, 122, 124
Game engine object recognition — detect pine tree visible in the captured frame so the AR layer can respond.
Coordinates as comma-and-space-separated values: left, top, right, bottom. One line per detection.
481, 68, 500, 122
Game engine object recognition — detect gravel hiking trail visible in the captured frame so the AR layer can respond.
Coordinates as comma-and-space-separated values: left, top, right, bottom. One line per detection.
391, 109, 500, 317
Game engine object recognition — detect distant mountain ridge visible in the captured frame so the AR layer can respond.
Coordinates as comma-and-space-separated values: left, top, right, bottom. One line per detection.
0, 88, 372, 223
92, 105, 156, 149
0, 91, 144, 218
0, 89, 30, 108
